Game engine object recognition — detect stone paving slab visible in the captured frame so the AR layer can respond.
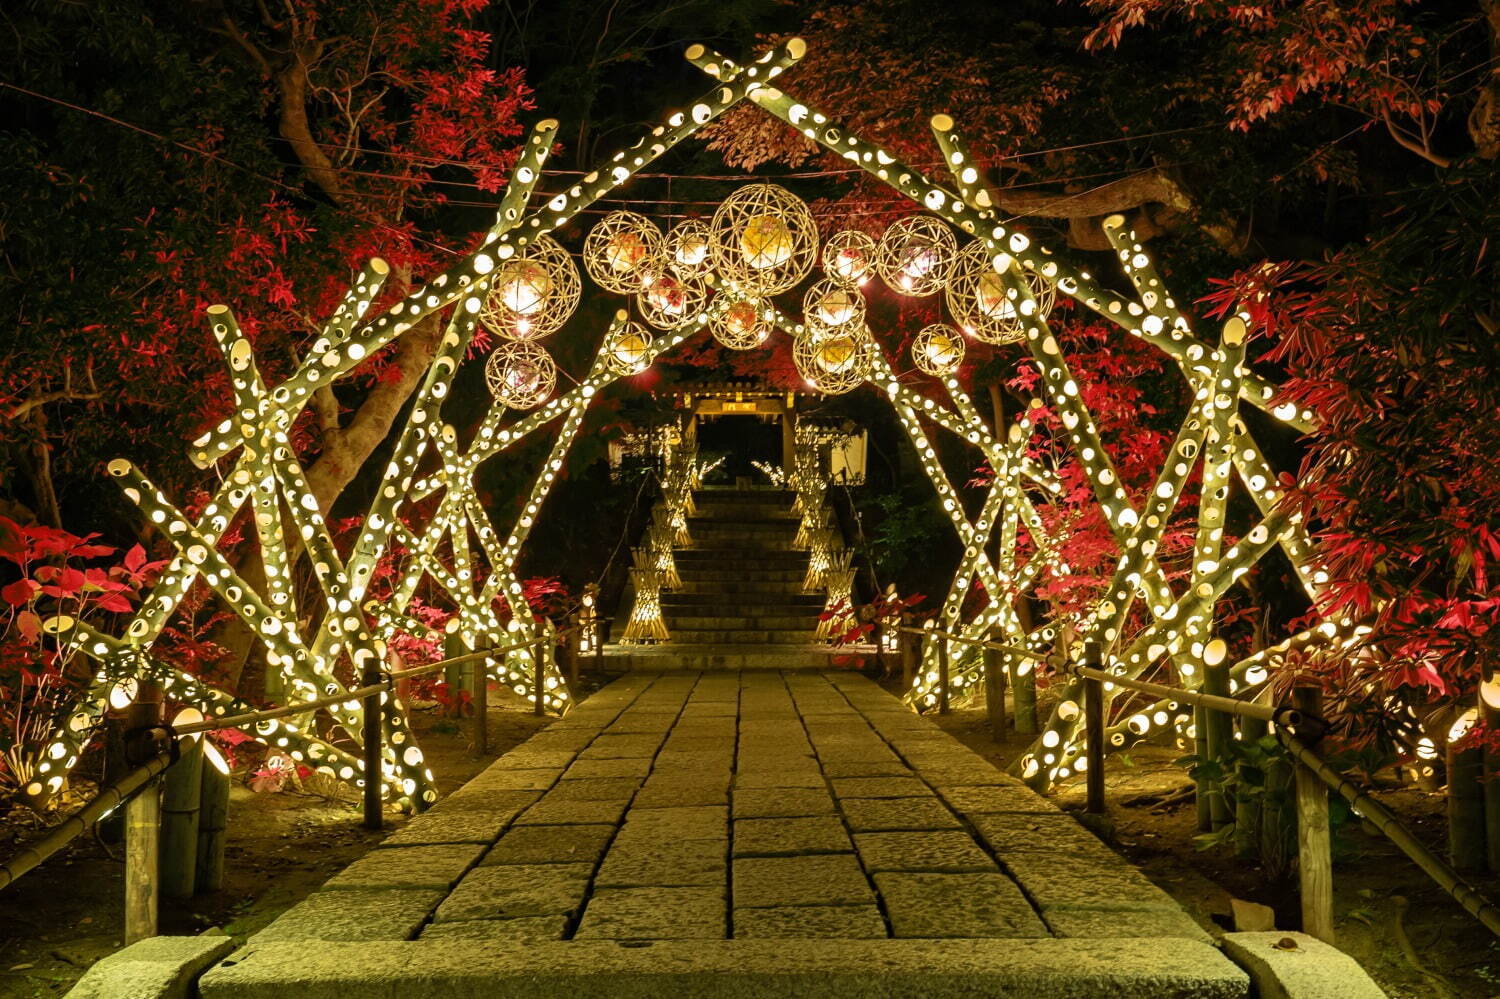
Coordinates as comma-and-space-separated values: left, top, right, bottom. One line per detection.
576, 887, 726, 939
433, 863, 592, 922
854, 830, 1000, 874
252, 888, 445, 942
201, 939, 1250, 998
481, 823, 615, 866
733, 854, 877, 908
875, 872, 1049, 938
321, 843, 485, 891
239, 669, 1267, 993
733, 816, 853, 856
733, 904, 888, 939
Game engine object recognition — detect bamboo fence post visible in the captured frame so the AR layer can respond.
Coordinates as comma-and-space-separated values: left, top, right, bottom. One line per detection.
1084, 641, 1105, 815
471, 652, 489, 758
1010, 655, 1037, 734
900, 621, 917, 693
936, 635, 951, 715
593, 617, 606, 675
1293, 685, 1334, 943
533, 637, 546, 717
123, 678, 164, 944
1204, 652, 1234, 830
566, 620, 581, 689
1449, 738, 1487, 872
1195, 703, 1213, 832
1485, 691, 1500, 872
983, 645, 1007, 740
194, 748, 229, 893
1236, 689, 1271, 860
159, 732, 203, 899
361, 662, 383, 831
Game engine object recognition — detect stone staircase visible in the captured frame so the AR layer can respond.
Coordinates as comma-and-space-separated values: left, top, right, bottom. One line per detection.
607, 484, 832, 670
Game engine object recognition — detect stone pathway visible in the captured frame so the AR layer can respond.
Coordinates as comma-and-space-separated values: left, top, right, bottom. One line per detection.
204, 672, 1249, 996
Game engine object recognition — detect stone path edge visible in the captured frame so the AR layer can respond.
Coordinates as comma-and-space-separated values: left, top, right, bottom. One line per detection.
200, 938, 1249, 999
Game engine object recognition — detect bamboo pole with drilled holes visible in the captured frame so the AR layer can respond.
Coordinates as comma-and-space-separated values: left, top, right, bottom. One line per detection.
123, 679, 164, 943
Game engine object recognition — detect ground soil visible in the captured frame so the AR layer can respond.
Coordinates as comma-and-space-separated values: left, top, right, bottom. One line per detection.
0, 686, 557, 998
927, 698, 1500, 999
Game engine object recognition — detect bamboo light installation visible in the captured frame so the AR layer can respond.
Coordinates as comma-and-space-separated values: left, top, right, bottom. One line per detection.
30, 37, 1370, 813
622, 565, 670, 644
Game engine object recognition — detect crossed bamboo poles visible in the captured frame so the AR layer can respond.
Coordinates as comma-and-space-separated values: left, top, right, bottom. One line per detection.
33, 37, 1352, 812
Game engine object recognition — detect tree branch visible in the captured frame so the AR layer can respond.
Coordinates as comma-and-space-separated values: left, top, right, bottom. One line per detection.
1382, 110, 1452, 168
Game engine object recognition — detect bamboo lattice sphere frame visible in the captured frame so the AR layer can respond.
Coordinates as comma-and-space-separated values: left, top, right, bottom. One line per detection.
712, 296, 771, 349
822, 230, 877, 286
945, 239, 1054, 345
485, 339, 558, 409
912, 323, 966, 376
584, 210, 666, 294
638, 269, 709, 330
709, 183, 819, 295
478, 233, 581, 341
30, 38, 1355, 817
876, 215, 959, 296
666, 219, 714, 277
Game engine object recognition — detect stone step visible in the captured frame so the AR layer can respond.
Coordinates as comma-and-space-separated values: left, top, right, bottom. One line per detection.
603, 644, 838, 671
660, 591, 825, 607
674, 549, 806, 564
665, 627, 818, 644
662, 614, 822, 630
675, 569, 806, 583
674, 580, 810, 595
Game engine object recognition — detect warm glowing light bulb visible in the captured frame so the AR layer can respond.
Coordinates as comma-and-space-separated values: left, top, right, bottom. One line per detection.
740, 214, 794, 269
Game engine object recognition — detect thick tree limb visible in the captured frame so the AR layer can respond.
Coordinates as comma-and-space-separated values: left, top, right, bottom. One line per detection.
993, 167, 1243, 254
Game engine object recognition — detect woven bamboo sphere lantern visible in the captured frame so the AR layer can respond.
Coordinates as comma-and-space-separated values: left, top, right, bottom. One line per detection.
484, 340, 556, 409
712, 297, 770, 350
666, 220, 713, 277
478, 234, 580, 341
604, 321, 655, 375
912, 323, 967, 376
584, 211, 664, 294
638, 268, 707, 330
944, 240, 1054, 344
877, 216, 957, 296
822, 230, 877, 286
794, 327, 868, 395
803, 278, 865, 333
710, 184, 817, 296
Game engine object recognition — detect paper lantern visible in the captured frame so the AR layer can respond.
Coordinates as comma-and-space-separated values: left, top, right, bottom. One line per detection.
712, 298, 769, 350
877, 216, 957, 296
822, 230, 876, 286
710, 184, 817, 295
605, 321, 655, 374
912, 323, 966, 376
478, 234, 580, 341
484, 340, 556, 409
584, 211, 664, 293
667, 220, 713, 277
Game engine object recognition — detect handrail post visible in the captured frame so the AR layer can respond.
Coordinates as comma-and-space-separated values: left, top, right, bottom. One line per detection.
471, 650, 489, 758
566, 618, 581, 689
123, 678, 164, 944
1293, 685, 1333, 943
361, 661, 383, 831
533, 636, 546, 717
936, 633, 950, 715
1083, 641, 1105, 815
900, 620, 917, 693
983, 645, 1007, 739
594, 617, 606, 675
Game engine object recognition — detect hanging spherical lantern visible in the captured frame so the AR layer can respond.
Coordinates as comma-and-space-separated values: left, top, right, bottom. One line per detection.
793, 327, 868, 395
712, 298, 769, 350
583, 211, 664, 294
822, 230, 877, 286
802, 278, 865, 332
912, 323, 967, 376
944, 240, 1052, 344
604, 321, 655, 375
666, 220, 713, 277
637, 268, 707, 330
484, 340, 556, 409
876, 216, 957, 296
478, 235, 580, 341
710, 184, 817, 296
